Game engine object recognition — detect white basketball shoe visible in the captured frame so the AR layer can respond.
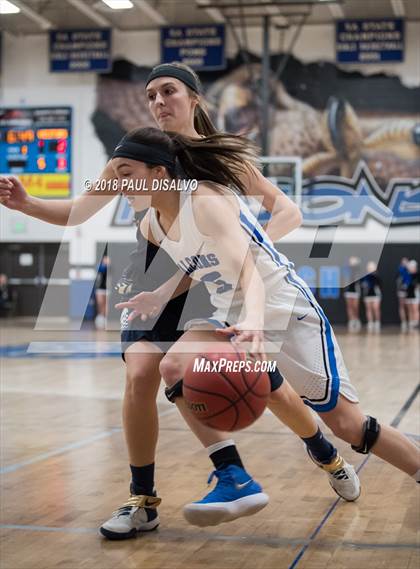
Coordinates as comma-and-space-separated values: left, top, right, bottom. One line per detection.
307, 450, 361, 501
100, 494, 161, 540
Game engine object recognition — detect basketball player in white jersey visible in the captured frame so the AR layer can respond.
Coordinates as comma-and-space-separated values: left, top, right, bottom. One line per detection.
113, 126, 420, 525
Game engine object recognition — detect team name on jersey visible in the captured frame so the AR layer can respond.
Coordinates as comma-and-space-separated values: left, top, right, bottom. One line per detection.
178, 253, 220, 275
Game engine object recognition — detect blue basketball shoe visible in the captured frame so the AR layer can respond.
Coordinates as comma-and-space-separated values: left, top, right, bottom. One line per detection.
183, 465, 269, 527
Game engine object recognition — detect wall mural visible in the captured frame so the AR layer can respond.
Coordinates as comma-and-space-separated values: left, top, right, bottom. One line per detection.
92, 53, 420, 227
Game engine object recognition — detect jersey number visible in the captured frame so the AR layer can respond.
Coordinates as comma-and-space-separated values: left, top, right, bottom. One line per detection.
200, 271, 233, 294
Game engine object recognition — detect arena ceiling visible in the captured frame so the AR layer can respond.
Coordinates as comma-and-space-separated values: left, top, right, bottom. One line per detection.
1, 0, 419, 34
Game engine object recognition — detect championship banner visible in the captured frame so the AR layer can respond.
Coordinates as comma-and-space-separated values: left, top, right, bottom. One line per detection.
161, 24, 225, 70
50, 29, 112, 73
336, 19, 404, 63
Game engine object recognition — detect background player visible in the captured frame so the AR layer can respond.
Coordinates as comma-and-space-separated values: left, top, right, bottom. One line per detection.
396, 257, 410, 332
343, 257, 362, 332
94, 254, 110, 330
404, 260, 419, 331
361, 261, 382, 332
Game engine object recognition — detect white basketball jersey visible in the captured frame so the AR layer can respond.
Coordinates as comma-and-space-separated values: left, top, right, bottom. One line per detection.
148, 184, 292, 316
148, 183, 357, 412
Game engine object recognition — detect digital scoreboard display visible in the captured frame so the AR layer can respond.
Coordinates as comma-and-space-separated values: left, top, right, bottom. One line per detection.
0, 107, 71, 198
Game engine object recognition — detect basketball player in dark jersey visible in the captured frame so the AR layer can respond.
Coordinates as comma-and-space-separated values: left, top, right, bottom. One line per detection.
343, 257, 362, 332
361, 261, 382, 332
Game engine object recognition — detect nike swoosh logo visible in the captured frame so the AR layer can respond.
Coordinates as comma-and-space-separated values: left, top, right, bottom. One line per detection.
235, 480, 253, 490
297, 313, 309, 321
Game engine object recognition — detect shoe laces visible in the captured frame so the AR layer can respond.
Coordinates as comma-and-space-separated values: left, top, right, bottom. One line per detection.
114, 506, 134, 517
207, 467, 235, 487
330, 467, 350, 481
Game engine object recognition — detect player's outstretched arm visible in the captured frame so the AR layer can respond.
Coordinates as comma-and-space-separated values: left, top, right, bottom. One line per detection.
0, 161, 117, 226
239, 164, 302, 241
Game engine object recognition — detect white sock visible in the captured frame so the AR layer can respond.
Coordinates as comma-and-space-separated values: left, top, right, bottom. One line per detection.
206, 439, 236, 456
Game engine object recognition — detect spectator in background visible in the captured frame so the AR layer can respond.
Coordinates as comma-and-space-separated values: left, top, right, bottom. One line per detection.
343, 256, 362, 332
404, 260, 419, 332
0, 274, 13, 317
95, 255, 110, 330
361, 261, 382, 332
396, 257, 410, 332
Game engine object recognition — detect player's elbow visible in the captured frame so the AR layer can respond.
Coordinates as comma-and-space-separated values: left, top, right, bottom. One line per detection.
289, 203, 303, 230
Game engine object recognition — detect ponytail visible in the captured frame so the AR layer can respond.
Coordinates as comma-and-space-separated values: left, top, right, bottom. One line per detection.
118, 126, 258, 196
170, 132, 258, 195
194, 103, 218, 136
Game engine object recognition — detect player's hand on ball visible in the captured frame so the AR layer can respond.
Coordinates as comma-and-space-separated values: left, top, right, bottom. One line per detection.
0, 176, 30, 210
115, 290, 164, 322
216, 324, 266, 361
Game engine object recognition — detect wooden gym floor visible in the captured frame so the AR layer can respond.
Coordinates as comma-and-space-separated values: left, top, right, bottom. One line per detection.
0, 320, 419, 569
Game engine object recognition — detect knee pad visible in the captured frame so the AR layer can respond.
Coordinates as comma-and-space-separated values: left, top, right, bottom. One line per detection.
164, 379, 183, 403
351, 415, 381, 454
268, 367, 284, 392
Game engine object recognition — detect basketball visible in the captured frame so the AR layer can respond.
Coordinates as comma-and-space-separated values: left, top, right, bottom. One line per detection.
183, 343, 271, 431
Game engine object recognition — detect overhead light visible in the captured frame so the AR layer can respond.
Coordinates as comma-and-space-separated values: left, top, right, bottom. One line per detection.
101, 0, 133, 9
329, 3, 345, 19
391, 0, 405, 17
0, 0, 20, 14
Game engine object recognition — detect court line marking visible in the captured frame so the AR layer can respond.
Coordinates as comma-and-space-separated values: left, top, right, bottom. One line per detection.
2, 388, 419, 441
159, 426, 420, 441
0, 407, 175, 475
1, 401, 417, 478
1, 388, 127, 401
288, 382, 420, 569
0, 524, 417, 551
391, 383, 420, 428
1, 388, 125, 400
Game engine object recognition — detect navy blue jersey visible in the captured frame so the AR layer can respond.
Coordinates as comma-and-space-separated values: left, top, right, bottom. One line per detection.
96, 262, 108, 290
115, 211, 191, 332
406, 271, 419, 299
361, 272, 382, 297
343, 265, 361, 296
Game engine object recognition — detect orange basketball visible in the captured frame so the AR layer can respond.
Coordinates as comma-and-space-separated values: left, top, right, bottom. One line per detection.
183, 343, 270, 431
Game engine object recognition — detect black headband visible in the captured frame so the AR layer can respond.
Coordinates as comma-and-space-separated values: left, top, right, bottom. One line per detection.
145, 64, 200, 93
112, 140, 176, 170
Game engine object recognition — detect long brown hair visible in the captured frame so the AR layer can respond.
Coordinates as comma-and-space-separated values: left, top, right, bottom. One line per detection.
123, 127, 258, 194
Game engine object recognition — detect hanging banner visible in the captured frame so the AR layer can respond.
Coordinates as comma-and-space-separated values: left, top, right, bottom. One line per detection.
161, 24, 225, 70
336, 19, 404, 63
50, 29, 112, 73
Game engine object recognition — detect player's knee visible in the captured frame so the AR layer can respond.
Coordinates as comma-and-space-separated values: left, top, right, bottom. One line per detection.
329, 416, 364, 445
125, 368, 154, 400
268, 380, 294, 407
159, 355, 183, 386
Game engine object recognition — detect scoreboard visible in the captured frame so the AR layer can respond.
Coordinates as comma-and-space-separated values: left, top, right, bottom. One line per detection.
0, 107, 71, 198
